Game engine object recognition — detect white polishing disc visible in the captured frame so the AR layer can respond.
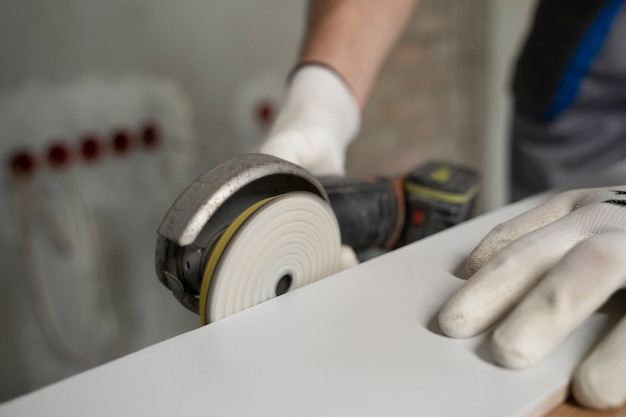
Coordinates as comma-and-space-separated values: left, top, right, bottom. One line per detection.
200, 191, 341, 323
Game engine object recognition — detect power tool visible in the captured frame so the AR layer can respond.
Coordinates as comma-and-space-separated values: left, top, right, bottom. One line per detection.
155, 154, 479, 324
317, 160, 479, 252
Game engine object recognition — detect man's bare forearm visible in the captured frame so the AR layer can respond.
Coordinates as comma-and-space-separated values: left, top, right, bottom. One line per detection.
299, 0, 418, 108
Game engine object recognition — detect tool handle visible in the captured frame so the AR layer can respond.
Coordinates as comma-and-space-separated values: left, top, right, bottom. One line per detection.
318, 176, 403, 252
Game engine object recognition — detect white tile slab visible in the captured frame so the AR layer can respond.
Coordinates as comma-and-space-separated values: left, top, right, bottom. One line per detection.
3, 163, 625, 417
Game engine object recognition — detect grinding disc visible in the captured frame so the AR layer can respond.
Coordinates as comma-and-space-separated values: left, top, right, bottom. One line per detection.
199, 191, 341, 323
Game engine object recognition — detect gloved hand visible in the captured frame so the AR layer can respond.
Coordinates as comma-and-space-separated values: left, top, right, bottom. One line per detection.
258, 65, 360, 176
438, 186, 626, 410
259, 64, 361, 270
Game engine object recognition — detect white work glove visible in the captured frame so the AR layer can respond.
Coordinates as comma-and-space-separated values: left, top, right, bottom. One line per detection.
438, 186, 626, 410
258, 65, 360, 176
259, 65, 361, 269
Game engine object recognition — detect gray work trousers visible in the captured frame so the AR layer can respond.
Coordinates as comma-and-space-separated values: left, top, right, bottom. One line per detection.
510, 4, 626, 201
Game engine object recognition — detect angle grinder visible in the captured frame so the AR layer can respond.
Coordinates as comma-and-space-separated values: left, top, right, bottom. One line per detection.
155, 153, 479, 324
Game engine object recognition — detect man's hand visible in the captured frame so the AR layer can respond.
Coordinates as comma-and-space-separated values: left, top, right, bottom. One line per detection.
258, 0, 416, 267
438, 186, 626, 410
258, 65, 360, 176
258, 65, 360, 269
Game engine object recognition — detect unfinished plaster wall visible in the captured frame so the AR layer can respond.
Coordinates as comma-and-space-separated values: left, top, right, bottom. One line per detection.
348, 0, 487, 182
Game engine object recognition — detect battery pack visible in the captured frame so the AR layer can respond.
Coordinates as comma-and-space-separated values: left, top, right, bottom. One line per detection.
399, 161, 480, 246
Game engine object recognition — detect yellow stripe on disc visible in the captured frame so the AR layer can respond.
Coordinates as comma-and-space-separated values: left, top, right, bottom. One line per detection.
199, 197, 274, 324
199, 192, 341, 325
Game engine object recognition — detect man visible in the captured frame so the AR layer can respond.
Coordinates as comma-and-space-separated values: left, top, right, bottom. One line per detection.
258, 0, 626, 410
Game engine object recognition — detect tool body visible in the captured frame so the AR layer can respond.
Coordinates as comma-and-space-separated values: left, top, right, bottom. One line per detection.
319, 161, 480, 251
156, 154, 479, 323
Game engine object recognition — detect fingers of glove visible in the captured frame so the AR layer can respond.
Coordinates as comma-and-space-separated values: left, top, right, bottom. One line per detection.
467, 189, 591, 274
490, 232, 626, 369
257, 65, 359, 176
339, 245, 359, 271
573, 314, 626, 410
279, 65, 360, 142
439, 216, 584, 338
258, 128, 346, 176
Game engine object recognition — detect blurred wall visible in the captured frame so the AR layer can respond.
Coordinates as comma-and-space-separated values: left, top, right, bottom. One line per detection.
0, 0, 307, 167
0, 0, 308, 402
349, 0, 487, 181
482, 0, 535, 209
350, 0, 535, 212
